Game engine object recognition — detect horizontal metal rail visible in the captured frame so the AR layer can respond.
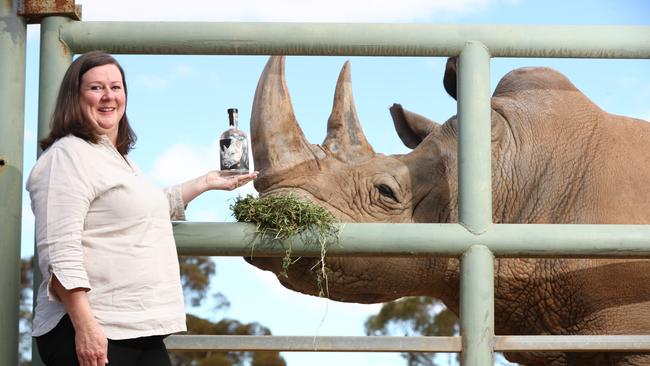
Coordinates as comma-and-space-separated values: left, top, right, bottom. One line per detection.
59, 22, 650, 58
165, 335, 461, 352
495, 335, 650, 352
174, 222, 650, 258
164, 335, 650, 352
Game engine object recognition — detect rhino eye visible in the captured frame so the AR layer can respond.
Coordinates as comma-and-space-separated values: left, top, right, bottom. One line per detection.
376, 184, 398, 202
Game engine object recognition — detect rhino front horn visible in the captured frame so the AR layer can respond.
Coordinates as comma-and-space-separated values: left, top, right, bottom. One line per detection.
251, 56, 318, 176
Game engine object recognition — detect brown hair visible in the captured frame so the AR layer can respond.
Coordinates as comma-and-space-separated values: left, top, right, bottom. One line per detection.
39, 51, 137, 155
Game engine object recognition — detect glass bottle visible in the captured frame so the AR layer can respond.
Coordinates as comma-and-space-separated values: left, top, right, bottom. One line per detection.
219, 108, 250, 176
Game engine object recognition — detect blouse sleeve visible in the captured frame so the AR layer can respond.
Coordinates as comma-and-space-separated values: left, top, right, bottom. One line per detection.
27, 146, 96, 300
163, 184, 186, 221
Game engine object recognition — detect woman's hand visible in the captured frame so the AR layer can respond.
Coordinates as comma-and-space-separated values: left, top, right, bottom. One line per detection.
51, 276, 108, 366
181, 171, 259, 206
205, 171, 259, 191
74, 321, 108, 366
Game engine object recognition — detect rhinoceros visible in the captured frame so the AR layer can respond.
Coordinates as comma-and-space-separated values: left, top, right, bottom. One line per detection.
246, 55, 650, 366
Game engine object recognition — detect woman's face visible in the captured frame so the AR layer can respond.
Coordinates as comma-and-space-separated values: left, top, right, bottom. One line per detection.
79, 64, 126, 143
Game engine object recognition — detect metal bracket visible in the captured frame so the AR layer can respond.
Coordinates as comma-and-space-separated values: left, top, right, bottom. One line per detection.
18, 0, 82, 24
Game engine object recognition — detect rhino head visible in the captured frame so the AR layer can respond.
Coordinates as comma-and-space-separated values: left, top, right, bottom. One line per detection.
248, 56, 462, 304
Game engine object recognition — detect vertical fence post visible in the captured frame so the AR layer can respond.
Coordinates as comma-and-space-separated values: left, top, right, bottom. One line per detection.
38, 16, 74, 147
457, 41, 492, 234
31, 15, 74, 366
0, 1, 26, 365
457, 41, 494, 365
460, 245, 495, 365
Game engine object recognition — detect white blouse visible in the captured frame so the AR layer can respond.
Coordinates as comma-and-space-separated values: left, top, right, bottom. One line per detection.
27, 134, 187, 339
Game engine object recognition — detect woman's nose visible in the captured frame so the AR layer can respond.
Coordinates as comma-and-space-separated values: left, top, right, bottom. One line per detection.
100, 89, 114, 100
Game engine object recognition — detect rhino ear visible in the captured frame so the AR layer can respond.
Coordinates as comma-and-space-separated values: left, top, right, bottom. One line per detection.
443, 57, 458, 100
389, 104, 439, 149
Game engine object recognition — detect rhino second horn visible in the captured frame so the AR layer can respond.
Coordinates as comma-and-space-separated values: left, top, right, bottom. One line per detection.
251, 56, 317, 174
323, 61, 374, 162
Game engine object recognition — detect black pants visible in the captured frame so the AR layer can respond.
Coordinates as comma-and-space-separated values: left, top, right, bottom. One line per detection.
36, 315, 172, 366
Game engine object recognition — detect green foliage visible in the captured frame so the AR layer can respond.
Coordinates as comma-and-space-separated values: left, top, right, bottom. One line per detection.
19, 257, 33, 366
231, 194, 337, 241
170, 315, 286, 366
175, 257, 285, 366
231, 194, 339, 296
179, 256, 220, 307
366, 296, 458, 337
365, 297, 459, 366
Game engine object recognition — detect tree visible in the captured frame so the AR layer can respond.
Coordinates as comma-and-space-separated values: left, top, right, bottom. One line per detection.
173, 256, 286, 366
366, 297, 517, 366
170, 314, 285, 366
179, 256, 222, 308
19, 256, 285, 366
19, 258, 33, 366
365, 296, 459, 366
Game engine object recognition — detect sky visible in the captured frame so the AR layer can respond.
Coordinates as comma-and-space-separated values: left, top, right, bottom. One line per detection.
19, 0, 650, 365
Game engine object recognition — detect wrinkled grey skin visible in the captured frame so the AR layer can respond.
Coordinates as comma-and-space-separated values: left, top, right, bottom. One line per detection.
246, 56, 650, 366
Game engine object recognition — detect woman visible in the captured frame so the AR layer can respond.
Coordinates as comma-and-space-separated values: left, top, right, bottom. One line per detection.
27, 51, 257, 366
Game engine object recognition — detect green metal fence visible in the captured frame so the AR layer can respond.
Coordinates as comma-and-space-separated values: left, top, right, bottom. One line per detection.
2, 2, 650, 365
0, 1, 26, 366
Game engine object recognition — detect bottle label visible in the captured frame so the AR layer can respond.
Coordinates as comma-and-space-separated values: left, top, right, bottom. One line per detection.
220, 136, 249, 172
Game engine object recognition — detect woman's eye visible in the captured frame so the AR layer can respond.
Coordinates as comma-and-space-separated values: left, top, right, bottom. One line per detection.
90, 85, 103, 91
111, 85, 122, 90
376, 184, 398, 201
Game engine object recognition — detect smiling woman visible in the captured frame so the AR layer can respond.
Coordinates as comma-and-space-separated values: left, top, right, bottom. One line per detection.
26, 51, 258, 366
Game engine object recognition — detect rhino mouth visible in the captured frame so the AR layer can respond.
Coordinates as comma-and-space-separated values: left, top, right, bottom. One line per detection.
260, 186, 357, 223
251, 56, 375, 194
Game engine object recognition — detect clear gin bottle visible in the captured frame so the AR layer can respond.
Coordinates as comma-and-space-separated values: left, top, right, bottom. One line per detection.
219, 108, 250, 176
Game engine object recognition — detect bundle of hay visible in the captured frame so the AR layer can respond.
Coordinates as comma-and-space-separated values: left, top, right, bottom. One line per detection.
231, 194, 339, 296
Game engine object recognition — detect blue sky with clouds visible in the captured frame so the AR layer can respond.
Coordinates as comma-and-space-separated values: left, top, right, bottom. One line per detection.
20, 0, 649, 364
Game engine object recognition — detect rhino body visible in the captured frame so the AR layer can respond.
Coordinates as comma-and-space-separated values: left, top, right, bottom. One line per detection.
247, 56, 650, 366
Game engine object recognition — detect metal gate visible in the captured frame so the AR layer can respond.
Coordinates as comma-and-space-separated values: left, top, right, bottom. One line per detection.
2, 1, 650, 365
